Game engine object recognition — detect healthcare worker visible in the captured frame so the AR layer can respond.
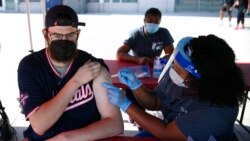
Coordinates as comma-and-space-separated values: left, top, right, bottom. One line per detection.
103, 34, 244, 141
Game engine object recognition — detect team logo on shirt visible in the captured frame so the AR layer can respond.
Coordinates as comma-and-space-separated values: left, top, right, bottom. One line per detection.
65, 84, 94, 111
20, 93, 28, 108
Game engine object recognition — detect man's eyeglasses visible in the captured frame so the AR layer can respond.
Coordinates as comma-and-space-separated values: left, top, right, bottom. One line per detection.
48, 31, 79, 41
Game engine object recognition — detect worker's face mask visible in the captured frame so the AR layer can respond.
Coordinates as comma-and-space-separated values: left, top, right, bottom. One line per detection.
145, 23, 159, 34
169, 67, 186, 87
49, 40, 77, 62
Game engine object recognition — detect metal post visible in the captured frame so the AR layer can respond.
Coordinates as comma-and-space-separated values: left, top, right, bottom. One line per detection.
41, 0, 46, 27
25, 0, 34, 53
197, 0, 200, 12
41, 0, 47, 48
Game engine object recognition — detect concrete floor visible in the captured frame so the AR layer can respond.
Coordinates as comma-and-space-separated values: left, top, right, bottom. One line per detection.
0, 11, 250, 140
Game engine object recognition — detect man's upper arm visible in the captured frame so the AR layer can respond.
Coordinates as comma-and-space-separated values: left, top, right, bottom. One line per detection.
163, 44, 174, 58
92, 67, 122, 118
117, 45, 130, 53
116, 45, 131, 60
18, 58, 44, 118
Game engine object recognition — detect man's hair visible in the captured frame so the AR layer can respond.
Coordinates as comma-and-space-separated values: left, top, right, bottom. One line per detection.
145, 7, 162, 19
188, 34, 245, 107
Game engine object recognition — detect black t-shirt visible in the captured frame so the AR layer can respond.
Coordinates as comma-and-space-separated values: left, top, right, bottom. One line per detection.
18, 49, 108, 140
124, 26, 174, 58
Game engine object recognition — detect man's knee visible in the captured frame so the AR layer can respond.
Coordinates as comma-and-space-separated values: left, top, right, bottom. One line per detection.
22, 138, 29, 141
221, 4, 227, 11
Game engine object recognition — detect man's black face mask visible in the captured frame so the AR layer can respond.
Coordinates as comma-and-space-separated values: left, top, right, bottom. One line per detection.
49, 40, 77, 62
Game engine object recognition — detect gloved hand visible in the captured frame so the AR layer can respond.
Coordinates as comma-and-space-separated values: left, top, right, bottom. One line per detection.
102, 82, 132, 112
118, 69, 142, 90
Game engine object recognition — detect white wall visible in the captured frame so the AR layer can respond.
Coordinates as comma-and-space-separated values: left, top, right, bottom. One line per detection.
64, 0, 88, 13
0, 0, 5, 11
87, 3, 100, 13
88, 3, 137, 13
18, 2, 41, 13
138, 0, 175, 13
166, 0, 175, 12
102, 3, 138, 13
17, 0, 175, 13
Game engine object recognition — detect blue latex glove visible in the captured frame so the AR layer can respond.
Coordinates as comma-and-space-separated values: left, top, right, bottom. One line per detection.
118, 69, 142, 90
102, 82, 132, 112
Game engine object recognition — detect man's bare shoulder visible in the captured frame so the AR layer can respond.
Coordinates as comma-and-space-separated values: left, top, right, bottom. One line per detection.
93, 66, 111, 90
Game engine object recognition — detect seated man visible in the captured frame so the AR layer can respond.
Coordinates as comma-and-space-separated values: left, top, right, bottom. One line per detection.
116, 8, 174, 129
116, 7, 174, 66
18, 5, 123, 141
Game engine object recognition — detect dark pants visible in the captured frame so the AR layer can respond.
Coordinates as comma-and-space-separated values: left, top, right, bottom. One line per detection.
237, 7, 247, 24
135, 130, 155, 137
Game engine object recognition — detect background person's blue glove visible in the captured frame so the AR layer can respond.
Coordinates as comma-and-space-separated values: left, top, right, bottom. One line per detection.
102, 82, 132, 112
118, 69, 142, 90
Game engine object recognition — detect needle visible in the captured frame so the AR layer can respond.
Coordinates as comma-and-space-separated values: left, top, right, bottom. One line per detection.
111, 72, 147, 78
111, 74, 119, 78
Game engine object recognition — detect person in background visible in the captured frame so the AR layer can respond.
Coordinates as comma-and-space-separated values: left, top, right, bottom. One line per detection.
103, 34, 245, 141
116, 7, 174, 67
219, 0, 235, 26
116, 7, 174, 129
18, 5, 123, 141
231, 0, 250, 29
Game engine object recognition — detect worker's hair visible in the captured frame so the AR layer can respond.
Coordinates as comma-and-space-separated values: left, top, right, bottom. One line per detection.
188, 34, 245, 107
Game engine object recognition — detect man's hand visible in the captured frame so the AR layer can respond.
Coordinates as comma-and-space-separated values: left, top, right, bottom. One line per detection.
72, 60, 101, 86
118, 69, 142, 90
21, 138, 29, 141
102, 82, 132, 112
138, 57, 153, 66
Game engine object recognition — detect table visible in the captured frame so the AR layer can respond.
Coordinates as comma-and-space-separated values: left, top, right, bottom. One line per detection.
236, 62, 250, 134
236, 62, 250, 91
104, 60, 250, 92
96, 136, 158, 141
104, 60, 158, 89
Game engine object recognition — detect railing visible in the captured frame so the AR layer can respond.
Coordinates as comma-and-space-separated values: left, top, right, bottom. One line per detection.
175, 0, 222, 12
